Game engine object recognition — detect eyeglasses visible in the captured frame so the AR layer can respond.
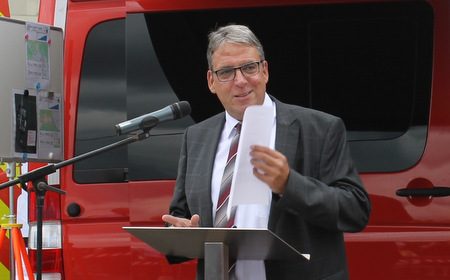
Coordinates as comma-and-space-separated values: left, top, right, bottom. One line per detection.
213, 60, 264, 82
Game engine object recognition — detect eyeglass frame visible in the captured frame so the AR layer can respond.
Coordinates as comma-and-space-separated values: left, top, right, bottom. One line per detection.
212, 60, 265, 82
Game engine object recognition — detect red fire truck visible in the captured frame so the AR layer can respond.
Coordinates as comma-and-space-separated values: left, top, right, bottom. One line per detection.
23, 0, 450, 279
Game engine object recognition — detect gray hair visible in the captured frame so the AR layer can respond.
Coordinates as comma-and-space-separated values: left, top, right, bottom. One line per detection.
207, 24, 265, 70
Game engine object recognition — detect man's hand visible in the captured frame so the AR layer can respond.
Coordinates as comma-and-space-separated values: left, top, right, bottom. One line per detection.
250, 145, 290, 194
162, 214, 200, 227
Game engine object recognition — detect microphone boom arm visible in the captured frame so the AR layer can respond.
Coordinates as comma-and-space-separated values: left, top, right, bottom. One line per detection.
0, 131, 151, 192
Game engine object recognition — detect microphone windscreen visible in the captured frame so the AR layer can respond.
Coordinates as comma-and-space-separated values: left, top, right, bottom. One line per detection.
172, 101, 191, 119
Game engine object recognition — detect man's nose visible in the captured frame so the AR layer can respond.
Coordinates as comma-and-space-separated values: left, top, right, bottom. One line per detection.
234, 69, 247, 84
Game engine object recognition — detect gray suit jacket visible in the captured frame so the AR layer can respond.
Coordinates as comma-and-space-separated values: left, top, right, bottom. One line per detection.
168, 97, 371, 280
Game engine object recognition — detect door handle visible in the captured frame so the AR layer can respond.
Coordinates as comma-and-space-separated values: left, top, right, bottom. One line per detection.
396, 187, 450, 197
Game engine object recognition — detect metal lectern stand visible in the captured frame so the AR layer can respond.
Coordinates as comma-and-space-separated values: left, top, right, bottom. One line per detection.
123, 227, 309, 280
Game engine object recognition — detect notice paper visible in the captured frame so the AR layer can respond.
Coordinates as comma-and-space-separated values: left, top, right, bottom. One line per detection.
227, 105, 274, 218
26, 22, 51, 90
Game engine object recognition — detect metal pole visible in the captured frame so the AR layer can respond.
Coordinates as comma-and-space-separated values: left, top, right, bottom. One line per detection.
204, 242, 229, 280
6, 162, 16, 280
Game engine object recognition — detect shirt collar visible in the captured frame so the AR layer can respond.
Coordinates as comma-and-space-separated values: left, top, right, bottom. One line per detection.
224, 113, 240, 139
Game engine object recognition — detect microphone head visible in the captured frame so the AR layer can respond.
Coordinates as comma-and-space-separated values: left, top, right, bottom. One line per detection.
171, 101, 191, 119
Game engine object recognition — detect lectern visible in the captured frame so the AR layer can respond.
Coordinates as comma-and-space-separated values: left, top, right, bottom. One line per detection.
123, 227, 309, 280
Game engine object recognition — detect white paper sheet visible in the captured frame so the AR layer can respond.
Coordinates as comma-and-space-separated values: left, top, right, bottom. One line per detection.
26, 22, 51, 90
227, 105, 274, 218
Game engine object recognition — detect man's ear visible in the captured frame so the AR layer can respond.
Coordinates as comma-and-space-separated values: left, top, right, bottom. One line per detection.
262, 60, 269, 84
207, 70, 216, 94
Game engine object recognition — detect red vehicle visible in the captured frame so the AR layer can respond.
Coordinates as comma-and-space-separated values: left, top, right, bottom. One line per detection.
28, 0, 450, 279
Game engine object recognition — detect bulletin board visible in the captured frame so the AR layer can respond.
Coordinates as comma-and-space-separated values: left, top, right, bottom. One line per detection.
0, 17, 63, 162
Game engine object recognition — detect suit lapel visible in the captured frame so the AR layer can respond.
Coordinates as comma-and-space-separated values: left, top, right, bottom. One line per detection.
197, 115, 225, 227
269, 100, 300, 230
274, 100, 299, 168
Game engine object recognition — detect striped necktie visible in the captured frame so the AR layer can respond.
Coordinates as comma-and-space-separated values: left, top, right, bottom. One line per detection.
214, 122, 241, 228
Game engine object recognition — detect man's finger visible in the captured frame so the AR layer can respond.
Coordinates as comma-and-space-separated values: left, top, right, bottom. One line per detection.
191, 214, 200, 227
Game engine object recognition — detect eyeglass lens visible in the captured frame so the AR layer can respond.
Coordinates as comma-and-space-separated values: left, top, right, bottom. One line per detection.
216, 61, 261, 82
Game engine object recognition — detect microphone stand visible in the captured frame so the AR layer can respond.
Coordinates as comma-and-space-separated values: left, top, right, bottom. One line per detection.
0, 129, 153, 280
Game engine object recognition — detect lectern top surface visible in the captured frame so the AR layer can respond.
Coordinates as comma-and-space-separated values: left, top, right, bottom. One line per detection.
123, 227, 309, 261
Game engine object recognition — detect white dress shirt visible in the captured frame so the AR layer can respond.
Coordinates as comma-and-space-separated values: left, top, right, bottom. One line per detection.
211, 93, 276, 279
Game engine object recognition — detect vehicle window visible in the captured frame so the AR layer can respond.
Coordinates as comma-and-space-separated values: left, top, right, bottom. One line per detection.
125, 14, 195, 181
74, 17, 195, 183
74, 19, 128, 183
74, 1, 433, 183
144, 1, 432, 173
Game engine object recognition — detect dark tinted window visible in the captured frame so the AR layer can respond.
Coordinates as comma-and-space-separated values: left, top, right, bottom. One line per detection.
74, 1, 433, 183
125, 14, 195, 181
74, 19, 128, 183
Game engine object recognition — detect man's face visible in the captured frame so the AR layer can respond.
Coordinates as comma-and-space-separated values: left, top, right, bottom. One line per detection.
207, 43, 269, 121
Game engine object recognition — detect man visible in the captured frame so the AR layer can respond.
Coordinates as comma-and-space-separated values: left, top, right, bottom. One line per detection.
162, 24, 371, 280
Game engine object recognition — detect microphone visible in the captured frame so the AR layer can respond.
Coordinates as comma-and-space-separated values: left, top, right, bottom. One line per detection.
115, 101, 191, 135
